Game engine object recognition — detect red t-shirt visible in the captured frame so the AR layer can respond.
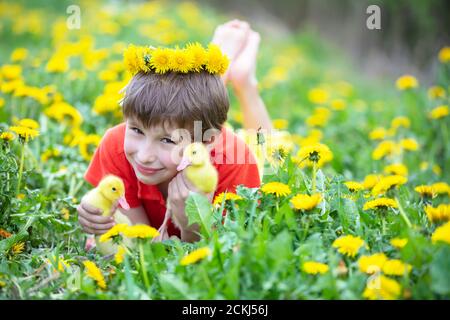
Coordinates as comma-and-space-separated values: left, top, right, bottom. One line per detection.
84, 123, 261, 237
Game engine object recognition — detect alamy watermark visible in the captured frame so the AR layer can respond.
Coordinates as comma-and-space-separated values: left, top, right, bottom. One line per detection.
366, 5, 381, 30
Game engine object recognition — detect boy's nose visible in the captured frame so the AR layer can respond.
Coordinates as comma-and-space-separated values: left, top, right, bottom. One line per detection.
136, 147, 157, 164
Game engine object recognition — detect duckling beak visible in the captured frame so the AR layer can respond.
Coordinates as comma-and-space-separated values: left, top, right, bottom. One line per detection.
118, 196, 130, 210
177, 157, 191, 171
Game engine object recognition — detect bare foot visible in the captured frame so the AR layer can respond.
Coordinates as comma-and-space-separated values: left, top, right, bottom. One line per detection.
228, 30, 261, 92
212, 19, 250, 83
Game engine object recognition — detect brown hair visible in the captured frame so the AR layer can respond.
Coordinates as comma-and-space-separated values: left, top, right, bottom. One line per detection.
122, 71, 229, 136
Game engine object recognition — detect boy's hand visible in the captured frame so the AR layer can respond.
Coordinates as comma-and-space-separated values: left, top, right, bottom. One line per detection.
212, 19, 250, 84
77, 195, 116, 235
167, 171, 214, 232
228, 30, 261, 94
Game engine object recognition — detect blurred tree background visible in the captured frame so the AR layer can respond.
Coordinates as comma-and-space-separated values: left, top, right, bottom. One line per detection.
200, 0, 450, 84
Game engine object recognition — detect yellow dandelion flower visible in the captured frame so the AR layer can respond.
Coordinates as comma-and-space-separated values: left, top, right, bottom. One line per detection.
115, 245, 126, 264
1, 64, 22, 80
11, 48, 28, 62
432, 164, 442, 176
389, 238, 408, 249
344, 181, 364, 192
186, 42, 207, 71
272, 118, 289, 130
83, 261, 106, 289
428, 86, 446, 99
16, 118, 39, 130
384, 163, 408, 177
363, 275, 401, 300
371, 175, 407, 196
213, 192, 242, 207
99, 224, 128, 243
396, 75, 418, 90
44, 101, 83, 127
438, 46, 450, 63
46, 55, 69, 73
302, 261, 329, 274
78, 134, 101, 161
391, 116, 411, 130
429, 105, 449, 120
362, 174, 383, 190
431, 182, 450, 196
390, 238, 408, 249
369, 127, 387, 140
261, 182, 291, 197
0, 132, 15, 142
170, 48, 194, 73
180, 247, 211, 266
123, 44, 141, 75
122, 224, 159, 239
9, 126, 39, 142
415, 185, 436, 198
358, 253, 387, 274
295, 143, 333, 168
330, 99, 346, 111
61, 208, 70, 220
400, 138, 419, 151
332, 235, 365, 258
149, 47, 172, 74
308, 87, 329, 104
205, 44, 229, 75
290, 193, 321, 211
47, 256, 70, 273
382, 259, 412, 276
425, 204, 450, 223
11, 242, 25, 255
372, 140, 399, 160
363, 197, 398, 211
431, 221, 450, 245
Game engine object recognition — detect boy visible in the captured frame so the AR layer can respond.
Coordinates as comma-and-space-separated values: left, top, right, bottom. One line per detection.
77, 20, 272, 243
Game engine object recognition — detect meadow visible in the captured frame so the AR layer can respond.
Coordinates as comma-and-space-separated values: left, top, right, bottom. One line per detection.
0, 0, 449, 299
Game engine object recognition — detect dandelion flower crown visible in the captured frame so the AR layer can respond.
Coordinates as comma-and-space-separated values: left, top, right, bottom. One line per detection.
123, 42, 230, 76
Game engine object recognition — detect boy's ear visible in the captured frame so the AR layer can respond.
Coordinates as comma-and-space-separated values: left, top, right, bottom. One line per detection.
203, 130, 221, 146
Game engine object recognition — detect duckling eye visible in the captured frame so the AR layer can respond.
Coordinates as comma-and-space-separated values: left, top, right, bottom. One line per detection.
112, 187, 117, 192
192, 151, 197, 155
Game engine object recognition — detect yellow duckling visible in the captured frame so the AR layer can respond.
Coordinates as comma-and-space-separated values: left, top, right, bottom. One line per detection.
84, 175, 133, 255
177, 142, 218, 193
156, 143, 218, 241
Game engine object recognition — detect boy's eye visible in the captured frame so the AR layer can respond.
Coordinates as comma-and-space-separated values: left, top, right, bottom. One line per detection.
161, 137, 176, 144
131, 127, 143, 135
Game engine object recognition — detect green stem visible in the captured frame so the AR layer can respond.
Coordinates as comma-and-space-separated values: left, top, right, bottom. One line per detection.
139, 240, 150, 291
16, 142, 25, 195
395, 196, 412, 229
312, 161, 317, 193
201, 265, 213, 294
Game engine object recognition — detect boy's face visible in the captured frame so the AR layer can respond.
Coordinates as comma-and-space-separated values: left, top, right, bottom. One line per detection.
124, 118, 189, 186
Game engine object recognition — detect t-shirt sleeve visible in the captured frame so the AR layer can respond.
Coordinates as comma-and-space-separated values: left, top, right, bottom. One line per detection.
214, 152, 261, 199
83, 130, 141, 208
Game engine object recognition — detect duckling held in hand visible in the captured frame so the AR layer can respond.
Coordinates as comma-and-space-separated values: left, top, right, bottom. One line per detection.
156, 143, 218, 241
84, 175, 133, 255
177, 142, 218, 193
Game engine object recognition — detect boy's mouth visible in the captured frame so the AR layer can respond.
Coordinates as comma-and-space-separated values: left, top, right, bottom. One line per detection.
135, 162, 164, 175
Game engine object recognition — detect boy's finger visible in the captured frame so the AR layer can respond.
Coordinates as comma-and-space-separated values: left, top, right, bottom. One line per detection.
81, 202, 103, 215
85, 213, 115, 224
176, 174, 191, 199
78, 208, 114, 224
79, 216, 115, 231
